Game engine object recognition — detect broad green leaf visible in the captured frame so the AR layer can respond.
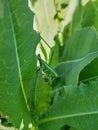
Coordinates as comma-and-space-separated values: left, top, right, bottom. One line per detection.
55, 28, 98, 85
39, 79, 98, 130
0, 0, 39, 129
27, 70, 51, 121
55, 51, 98, 85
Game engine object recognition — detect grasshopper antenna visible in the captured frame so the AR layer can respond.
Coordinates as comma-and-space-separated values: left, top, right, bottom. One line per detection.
40, 35, 52, 50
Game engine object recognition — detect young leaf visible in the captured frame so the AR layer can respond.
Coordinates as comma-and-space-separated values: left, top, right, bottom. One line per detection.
0, 0, 39, 129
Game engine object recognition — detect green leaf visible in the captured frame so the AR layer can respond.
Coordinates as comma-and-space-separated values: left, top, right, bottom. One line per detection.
39, 79, 98, 130
55, 28, 98, 85
27, 70, 51, 121
55, 51, 98, 85
93, 1, 98, 31
61, 27, 98, 61
70, 1, 95, 34
70, 1, 83, 33
49, 37, 59, 67
40, 43, 48, 62
81, 1, 95, 27
0, 0, 39, 129
79, 57, 98, 82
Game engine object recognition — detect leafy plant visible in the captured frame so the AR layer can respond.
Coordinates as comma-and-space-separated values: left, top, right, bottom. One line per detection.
1, 0, 98, 130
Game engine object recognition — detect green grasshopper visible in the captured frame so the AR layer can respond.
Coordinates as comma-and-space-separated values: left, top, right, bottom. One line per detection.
27, 36, 60, 124
37, 54, 59, 78
37, 35, 59, 84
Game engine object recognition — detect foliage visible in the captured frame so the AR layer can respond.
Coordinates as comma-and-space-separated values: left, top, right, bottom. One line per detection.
1, 0, 98, 130
0, 0, 39, 129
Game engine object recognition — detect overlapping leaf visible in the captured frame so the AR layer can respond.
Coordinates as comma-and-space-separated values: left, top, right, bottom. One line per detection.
69, 1, 98, 82
39, 79, 98, 130
55, 27, 98, 85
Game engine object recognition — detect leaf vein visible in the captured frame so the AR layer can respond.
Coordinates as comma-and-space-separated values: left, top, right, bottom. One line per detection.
7, 0, 30, 112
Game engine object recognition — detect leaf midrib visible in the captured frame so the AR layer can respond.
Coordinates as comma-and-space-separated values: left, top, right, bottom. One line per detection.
7, 0, 30, 112
58, 51, 98, 66
39, 110, 98, 125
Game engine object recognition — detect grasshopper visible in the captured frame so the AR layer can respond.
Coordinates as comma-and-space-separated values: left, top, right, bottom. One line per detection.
37, 54, 58, 77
